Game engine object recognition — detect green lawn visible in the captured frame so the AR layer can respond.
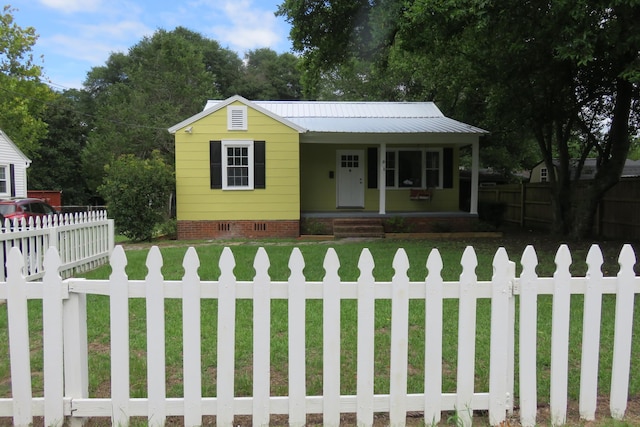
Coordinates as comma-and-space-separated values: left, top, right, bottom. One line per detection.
1, 233, 639, 423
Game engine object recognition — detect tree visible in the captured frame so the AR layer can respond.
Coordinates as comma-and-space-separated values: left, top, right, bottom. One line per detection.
28, 89, 94, 205
237, 48, 302, 100
99, 153, 174, 241
278, 0, 640, 237
82, 27, 227, 193
0, 5, 52, 156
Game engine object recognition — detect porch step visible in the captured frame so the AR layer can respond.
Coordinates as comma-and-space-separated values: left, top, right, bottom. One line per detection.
333, 218, 385, 238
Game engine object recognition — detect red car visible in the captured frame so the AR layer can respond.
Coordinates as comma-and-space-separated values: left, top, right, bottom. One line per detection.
0, 198, 58, 222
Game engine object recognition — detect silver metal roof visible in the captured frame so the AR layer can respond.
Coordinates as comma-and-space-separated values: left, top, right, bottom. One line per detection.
202, 99, 488, 134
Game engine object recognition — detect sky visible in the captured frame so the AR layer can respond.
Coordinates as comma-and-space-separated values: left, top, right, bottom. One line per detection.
10, 0, 294, 90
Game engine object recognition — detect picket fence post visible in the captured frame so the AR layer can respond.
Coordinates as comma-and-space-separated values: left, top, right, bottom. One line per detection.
323, 248, 341, 427
253, 247, 271, 427
356, 248, 376, 427
146, 247, 166, 426
519, 245, 538, 427
389, 249, 410, 426
182, 247, 202, 426
288, 248, 306, 427
110, 246, 130, 426
424, 249, 444, 425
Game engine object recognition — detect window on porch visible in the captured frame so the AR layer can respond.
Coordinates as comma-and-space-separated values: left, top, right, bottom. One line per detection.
385, 148, 442, 189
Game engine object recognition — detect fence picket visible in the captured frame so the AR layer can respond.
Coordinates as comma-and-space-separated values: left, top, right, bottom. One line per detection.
610, 244, 637, 419
288, 248, 306, 426
550, 245, 572, 426
182, 248, 202, 426
43, 248, 65, 427
424, 249, 443, 425
323, 248, 341, 427
6, 248, 33, 426
253, 248, 271, 427
389, 249, 410, 427
110, 246, 130, 426
519, 246, 538, 427
489, 248, 510, 425
579, 245, 604, 420
356, 249, 376, 426
217, 248, 237, 426
457, 246, 478, 427
146, 247, 167, 426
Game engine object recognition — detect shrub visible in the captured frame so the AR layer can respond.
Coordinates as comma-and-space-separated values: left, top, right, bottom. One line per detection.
478, 200, 507, 228
99, 153, 175, 242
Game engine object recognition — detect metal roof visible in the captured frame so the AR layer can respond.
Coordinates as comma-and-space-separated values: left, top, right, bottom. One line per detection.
201, 99, 488, 134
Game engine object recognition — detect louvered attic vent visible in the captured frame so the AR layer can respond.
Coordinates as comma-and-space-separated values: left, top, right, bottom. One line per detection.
227, 106, 248, 130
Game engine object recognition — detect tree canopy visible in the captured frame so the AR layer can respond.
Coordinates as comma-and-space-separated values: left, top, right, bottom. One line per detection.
278, 0, 640, 237
0, 5, 53, 157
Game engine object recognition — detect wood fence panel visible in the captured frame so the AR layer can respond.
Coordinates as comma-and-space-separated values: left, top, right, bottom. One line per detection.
579, 245, 604, 420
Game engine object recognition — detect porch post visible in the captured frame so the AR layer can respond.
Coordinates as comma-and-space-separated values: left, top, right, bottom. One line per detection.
470, 139, 479, 215
379, 143, 386, 214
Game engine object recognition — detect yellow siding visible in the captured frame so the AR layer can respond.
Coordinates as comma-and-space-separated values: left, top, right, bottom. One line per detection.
175, 102, 300, 221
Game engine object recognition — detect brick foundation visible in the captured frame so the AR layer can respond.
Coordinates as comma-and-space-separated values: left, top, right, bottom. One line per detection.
178, 220, 300, 239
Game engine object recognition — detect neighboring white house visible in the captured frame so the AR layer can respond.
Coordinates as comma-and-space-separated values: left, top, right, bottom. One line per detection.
0, 130, 31, 198
530, 158, 640, 183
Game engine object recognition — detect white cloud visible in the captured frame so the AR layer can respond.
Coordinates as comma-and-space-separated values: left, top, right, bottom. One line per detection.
38, 0, 103, 13
207, 0, 284, 53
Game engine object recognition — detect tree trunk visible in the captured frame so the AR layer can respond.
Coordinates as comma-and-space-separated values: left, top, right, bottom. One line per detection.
568, 78, 634, 238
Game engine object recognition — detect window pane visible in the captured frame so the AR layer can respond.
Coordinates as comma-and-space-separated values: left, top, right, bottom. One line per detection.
398, 151, 421, 187
426, 151, 440, 187
385, 152, 396, 187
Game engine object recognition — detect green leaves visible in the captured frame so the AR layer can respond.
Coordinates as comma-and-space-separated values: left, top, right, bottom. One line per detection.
99, 153, 175, 242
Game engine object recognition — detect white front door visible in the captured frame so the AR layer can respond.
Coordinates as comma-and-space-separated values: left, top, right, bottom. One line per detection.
337, 150, 364, 208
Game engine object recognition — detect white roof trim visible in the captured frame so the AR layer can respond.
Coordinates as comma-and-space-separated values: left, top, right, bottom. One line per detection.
0, 129, 32, 165
168, 95, 307, 134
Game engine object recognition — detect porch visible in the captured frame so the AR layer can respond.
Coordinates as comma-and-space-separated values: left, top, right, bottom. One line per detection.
301, 211, 479, 237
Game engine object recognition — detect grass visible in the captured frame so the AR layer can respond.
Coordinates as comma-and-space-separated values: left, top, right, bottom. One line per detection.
1, 231, 639, 425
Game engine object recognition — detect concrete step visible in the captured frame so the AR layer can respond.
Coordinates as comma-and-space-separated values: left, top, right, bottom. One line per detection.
333, 218, 385, 238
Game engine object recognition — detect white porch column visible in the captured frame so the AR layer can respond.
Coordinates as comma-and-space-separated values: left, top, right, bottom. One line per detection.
470, 139, 479, 215
379, 143, 386, 214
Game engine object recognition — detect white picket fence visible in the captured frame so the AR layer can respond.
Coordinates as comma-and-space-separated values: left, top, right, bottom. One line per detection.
0, 211, 114, 281
0, 243, 638, 427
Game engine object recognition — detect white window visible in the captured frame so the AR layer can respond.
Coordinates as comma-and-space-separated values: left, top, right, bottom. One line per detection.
227, 106, 248, 130
0, 165, 8, 196
222, 140, 253, 190
385, 148, 442, 189
540, 167, 548, 182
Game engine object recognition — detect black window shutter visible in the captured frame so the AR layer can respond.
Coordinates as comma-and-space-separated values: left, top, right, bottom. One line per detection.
443, 147, 454, 188
210, 141, 222, 189
367, 147, 378, 189
254, 141, 266, 189
9, 164, 16, 197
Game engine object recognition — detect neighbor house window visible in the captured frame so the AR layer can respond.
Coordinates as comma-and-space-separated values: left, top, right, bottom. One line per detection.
222, 140, 253, 189
0, 165, 8, 195
385, 148, 443, 189
540, 167, 548, 182
210, 140, 266, 190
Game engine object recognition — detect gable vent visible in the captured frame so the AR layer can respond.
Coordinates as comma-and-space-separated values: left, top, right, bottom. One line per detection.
227, 106, 247, 130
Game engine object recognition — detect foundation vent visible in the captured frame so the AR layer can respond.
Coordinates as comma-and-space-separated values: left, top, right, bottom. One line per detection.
218, 223, 231, 232
254, 222, 267, 232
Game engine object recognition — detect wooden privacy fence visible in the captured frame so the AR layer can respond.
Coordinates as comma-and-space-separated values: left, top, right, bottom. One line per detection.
0, 211, 114, 281
0, 244, 638, 427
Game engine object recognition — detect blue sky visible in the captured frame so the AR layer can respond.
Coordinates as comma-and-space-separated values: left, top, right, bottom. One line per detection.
10, 0, 294, 90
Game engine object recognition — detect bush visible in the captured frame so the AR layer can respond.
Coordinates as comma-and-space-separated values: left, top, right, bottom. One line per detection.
99, 153, 175, 242
478, 200, 507, 228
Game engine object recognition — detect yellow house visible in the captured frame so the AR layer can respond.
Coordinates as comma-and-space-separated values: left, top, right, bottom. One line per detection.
169, 95, 487, 239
